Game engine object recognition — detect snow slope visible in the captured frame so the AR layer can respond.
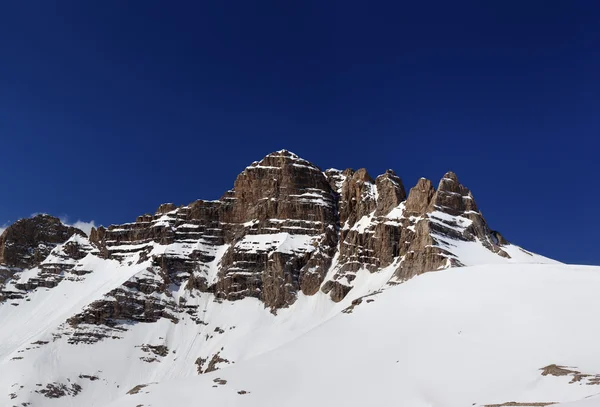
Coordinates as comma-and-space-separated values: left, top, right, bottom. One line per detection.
109, 264, 600, 407
0, 230, 567, 407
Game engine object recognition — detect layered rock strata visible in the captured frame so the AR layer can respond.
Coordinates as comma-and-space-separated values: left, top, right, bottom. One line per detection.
1, 150, 510, 316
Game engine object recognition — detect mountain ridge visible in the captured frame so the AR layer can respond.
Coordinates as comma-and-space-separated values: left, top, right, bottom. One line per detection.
0, 149, 561, 406
2, 149, 528, 311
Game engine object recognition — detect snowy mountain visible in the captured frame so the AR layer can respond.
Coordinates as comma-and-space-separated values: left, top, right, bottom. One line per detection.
1, 150, 596, 407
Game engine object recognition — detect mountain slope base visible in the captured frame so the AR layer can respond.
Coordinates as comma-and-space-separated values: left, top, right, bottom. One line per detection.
109, 264, 600, 407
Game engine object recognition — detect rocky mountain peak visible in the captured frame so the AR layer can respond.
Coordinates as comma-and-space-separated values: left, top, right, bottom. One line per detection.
431, 171, 478, 216
156, 203, 177, 214
352, 168, 374, 183
248, 149, 319, 171
265, 149, 300, 158
441, 170, 459, 183
0, 214, 83, 269
375, 170, 406, 216
405, 178, 436, 215
227, 150, 333, 224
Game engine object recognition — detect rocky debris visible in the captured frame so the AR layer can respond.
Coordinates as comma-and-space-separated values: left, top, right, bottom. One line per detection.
540, 364, 600, 385
196, 351, 231, 374
35, 382, 82, 399
405, 178, 436, 215
341, 291, 381, 314
195, 356, 207, 374
541, 364, 576, 377
139, 344, 169, 357
127, 383, 155, 395
78, 375, 99, 381
140, 357, 159, 363
483, 403, 557, 407
341, 297, 363, 314
64, 322, 127, 345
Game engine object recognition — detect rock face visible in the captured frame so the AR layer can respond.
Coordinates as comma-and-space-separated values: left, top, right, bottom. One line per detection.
3, 150, 511, 315
375, 170, 406, 216
217, 150, 338, 309
0, 215, 85, 302
392, 171, 508, 281
0, 214, 83, 269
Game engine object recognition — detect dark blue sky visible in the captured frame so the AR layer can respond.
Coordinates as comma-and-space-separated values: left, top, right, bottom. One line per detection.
0, 1, 598, 264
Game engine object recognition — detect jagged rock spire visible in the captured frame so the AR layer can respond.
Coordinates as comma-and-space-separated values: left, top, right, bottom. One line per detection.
405, 178, 435, 214
431, 171, 478, 216
375, 170, 406, 216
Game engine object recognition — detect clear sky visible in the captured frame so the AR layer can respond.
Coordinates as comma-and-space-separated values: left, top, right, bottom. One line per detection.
0, 1, 598, 264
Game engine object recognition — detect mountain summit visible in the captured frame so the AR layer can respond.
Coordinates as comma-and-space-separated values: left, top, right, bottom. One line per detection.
0, 150, 561, 406
2, 150, 536, 310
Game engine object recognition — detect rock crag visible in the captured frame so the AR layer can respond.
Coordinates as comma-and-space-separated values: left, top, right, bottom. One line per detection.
1, 150, 510, 314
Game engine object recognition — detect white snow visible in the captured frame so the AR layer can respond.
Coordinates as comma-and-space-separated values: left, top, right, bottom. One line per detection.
351, 211, 376, 233
106, 264, 600, 407
385, 202, 405, 220
234, 233, 318, 255
289, 191, 331, 206
433, 233, 561, 266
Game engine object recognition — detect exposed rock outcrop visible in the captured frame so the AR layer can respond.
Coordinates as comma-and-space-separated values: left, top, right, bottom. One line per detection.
4, 150, 512, 321
375, 170, 406, 216
0, 215, 85, 302
0, 214, 83, 269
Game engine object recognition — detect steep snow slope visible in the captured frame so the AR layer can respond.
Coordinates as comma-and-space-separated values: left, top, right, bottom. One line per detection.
110, 264, 600, 407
